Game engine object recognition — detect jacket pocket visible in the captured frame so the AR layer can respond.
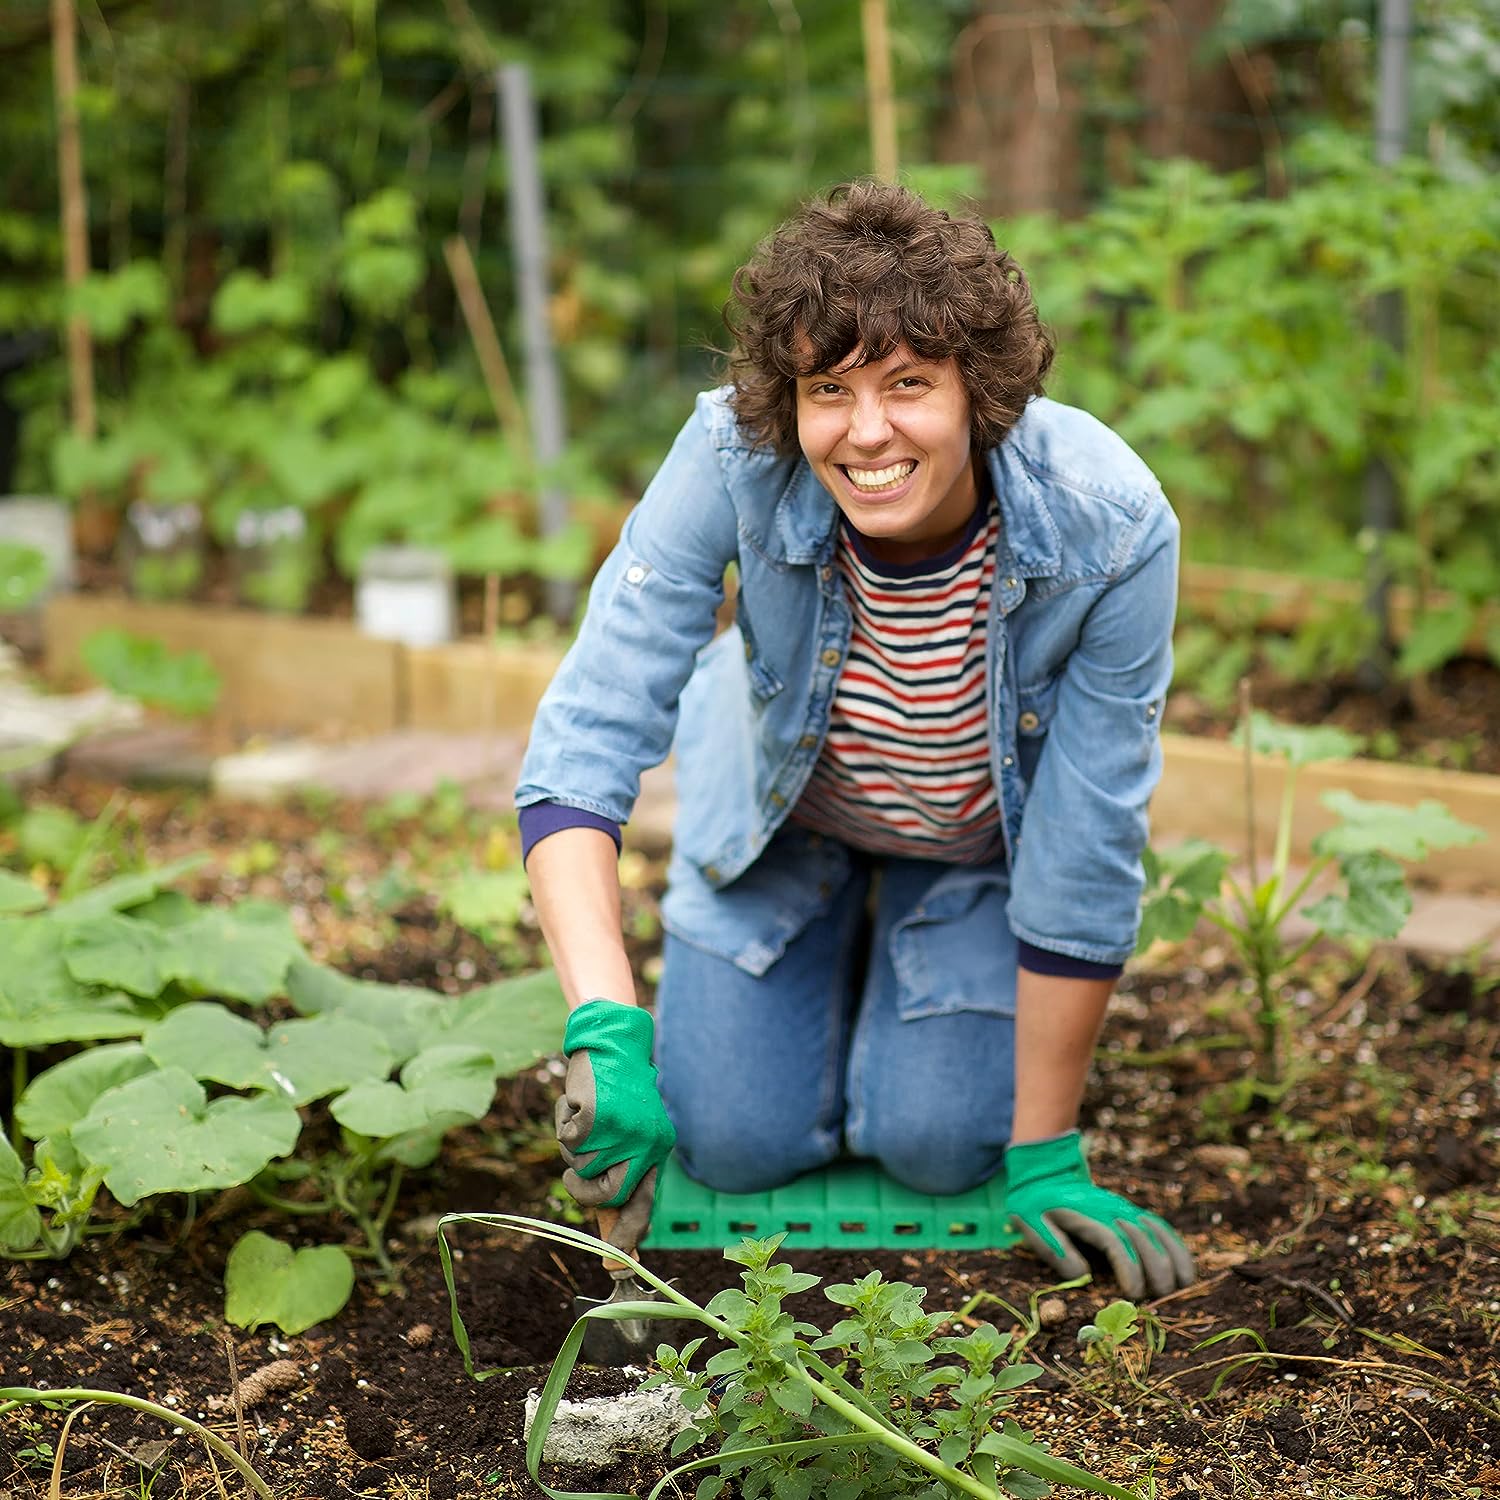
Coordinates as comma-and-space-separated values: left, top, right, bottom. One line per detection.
888, 867, 1018, 1020
1015, 674, 1061, 787
735, 599, 784, 701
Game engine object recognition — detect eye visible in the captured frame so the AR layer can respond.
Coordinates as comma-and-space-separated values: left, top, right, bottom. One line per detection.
894, 375, 930, 390
807, 381, 844, 397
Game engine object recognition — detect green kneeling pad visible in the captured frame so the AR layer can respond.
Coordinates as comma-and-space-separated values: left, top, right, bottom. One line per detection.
641, 1152, 1021, 1251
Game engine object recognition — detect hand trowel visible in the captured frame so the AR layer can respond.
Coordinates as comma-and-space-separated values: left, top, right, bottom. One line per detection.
575, 1205, 686, 1366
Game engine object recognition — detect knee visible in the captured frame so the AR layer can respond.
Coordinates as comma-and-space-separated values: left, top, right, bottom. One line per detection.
674, 1113, 835, 1195
856, 1115, 1001, 1197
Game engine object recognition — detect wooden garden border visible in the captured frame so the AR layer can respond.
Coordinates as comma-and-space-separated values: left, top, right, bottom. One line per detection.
40, 588, 1500, 884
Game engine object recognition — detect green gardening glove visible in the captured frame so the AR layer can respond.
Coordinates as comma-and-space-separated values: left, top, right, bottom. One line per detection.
1004, 1131, 1196, 1300
556, 999, 677, 1250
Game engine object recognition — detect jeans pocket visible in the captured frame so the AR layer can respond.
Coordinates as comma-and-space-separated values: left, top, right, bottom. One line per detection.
661, 827, 852, 977
888, 868, 1018, 1021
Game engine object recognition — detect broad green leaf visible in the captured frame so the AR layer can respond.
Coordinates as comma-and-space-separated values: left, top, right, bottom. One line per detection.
0, 870, 47, 915
1136, 840, 1232, 952
143, 1004, 393, 1105
330, 1044, 495, 1141
50, 855, 208, 920
0, 919, 143, 1047
1396, 602, 1474, 679
223, 1230, 355, 1335
431, 969, 567, 1076
1302, 852, 1410, 940
0, 1134, 42, 1251
63, 912, 174, 997
167, 902, 302, 1002
80, 629, 222, 717
439, 868, 530, 939
1313, 792, 1484, 862
0, 540, 48, 609
71, 1067, 301, 1205
1237, 711, 1365, 767
16, 805, 87, 871
284, 954, 442, 1062
14, 1043, 156, 1140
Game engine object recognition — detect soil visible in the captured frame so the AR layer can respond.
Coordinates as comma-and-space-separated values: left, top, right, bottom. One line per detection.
2, 781, 1499, 1500
1167, 657, 1500, 778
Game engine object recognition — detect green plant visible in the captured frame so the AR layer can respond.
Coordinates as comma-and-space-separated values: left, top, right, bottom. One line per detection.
80, 629, 222, 717
0, 541, 49, 610
440, 1216, 1142, 1500
1, 855, 568, 1328
1075, 1300, 1162, 1392
1137, 712, 1483, 1112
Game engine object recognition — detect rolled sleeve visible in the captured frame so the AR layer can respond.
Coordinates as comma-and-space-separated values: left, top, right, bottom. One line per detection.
515, 397, 741, 823
1007, 500, 1179, 966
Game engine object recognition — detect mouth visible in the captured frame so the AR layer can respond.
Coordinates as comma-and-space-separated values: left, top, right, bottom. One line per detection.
838, 460, 917, 497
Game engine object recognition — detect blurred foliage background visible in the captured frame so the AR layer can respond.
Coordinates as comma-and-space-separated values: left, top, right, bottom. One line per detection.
0, 0, 1495, 660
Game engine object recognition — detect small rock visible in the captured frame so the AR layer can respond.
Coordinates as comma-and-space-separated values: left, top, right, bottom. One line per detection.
404, 1322, 434, 1347
1038, 1297, 1068, 1329
522, 1384, 696, 1470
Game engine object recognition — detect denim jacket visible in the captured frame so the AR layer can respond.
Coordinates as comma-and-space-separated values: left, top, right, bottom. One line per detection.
516, 388, 1179, 973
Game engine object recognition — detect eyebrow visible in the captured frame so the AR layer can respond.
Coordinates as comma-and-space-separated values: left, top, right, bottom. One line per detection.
800, 358, 937, 382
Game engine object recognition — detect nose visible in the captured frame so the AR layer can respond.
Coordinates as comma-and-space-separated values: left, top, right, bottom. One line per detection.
847, 394, 893, 451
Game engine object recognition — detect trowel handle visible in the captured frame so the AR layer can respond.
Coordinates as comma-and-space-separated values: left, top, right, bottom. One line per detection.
596, 1206, 632, 1275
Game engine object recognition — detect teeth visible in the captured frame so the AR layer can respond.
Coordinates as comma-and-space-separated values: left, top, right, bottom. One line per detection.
846, 462, 915, 491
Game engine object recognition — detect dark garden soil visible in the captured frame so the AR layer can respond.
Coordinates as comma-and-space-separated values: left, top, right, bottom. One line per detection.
2, 781, 1499, 1500
1165, 657, 1500, 778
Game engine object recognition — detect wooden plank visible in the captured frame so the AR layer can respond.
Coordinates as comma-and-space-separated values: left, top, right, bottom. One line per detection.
1179, 562, 1499, 654
401, 639, 566, 734
1156, 733, 1499, 891
43, 592, 402, 736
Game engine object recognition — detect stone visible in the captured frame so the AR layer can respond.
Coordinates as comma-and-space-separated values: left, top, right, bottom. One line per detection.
521, 1382, 695, 1470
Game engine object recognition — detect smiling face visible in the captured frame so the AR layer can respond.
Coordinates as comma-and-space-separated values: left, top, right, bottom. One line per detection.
794, 345, 981, 564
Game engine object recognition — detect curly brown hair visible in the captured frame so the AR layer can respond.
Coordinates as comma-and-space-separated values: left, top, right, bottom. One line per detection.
722, 180, 1054, 455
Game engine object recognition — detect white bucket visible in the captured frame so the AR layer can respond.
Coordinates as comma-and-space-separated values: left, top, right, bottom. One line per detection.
355, 544, 456, 648
0, 496, 76, 597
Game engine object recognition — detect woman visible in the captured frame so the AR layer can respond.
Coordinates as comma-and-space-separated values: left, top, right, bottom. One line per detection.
517, 181, 1195, 1299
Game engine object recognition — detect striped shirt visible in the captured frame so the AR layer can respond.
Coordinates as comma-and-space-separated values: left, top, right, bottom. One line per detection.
793, 498, 1004, 863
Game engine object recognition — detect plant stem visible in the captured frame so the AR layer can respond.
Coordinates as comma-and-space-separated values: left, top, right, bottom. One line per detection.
245, 1180, 334, 1216
10, 1048, 26, 1152
0, 1387, 275, 1500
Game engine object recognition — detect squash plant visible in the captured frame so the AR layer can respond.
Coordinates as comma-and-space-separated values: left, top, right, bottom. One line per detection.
1137, 713, 1484, 1116
0, 857, 567, 1331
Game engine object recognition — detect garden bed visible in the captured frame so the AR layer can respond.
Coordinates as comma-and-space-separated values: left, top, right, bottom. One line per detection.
2, 777, 1497, 1499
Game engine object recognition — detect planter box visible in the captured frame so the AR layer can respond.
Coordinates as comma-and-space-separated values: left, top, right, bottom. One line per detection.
401, 639, 567, 734
1155, 733, 1499, 892
1179, 562, 1499, 654
44, 592, 403, 737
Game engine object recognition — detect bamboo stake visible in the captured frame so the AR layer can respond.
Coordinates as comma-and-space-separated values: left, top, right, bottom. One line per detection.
860, 0, 898, 181
51, 0, 95, 441
442, 233, 531, 725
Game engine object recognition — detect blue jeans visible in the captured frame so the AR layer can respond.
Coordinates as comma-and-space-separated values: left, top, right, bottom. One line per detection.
655, 842, 1018, 1197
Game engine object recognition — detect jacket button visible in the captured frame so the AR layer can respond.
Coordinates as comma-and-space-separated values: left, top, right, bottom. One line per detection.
800, 734, 817, 749
1002, 755, 1014, 768
820, 565, 833, 582
704, 865, 720, 882
1005, 576, 1018, 589
625, 564, 647, 584
744, 639, 754, 659
769, 791, 785, 807
1018, 710, 1040, 732
821, 648, 841, 667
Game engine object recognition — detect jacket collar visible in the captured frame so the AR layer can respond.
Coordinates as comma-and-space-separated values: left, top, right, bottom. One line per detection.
774, 438, 1063, 577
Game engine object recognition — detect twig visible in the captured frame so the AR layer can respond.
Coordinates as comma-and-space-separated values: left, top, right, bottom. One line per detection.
442, 235, 530, 461
225, 1335, 247, 1463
